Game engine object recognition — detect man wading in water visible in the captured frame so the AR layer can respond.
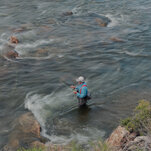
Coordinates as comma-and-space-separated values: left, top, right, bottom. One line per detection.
70, 76, 90, 106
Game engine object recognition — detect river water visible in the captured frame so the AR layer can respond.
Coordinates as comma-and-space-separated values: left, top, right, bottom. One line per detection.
1, 0, 151, 149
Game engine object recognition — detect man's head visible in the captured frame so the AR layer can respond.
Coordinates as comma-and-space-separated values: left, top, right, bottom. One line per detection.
76, 76, 85, 84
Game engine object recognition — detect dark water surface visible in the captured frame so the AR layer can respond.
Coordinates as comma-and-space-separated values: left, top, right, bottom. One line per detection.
1, 0, 151, 148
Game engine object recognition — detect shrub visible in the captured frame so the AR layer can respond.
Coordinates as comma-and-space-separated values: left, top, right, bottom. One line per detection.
17, 140, 111, 151
90, 141, 111, 151
120, 100, 151, 135
17, 148, 45, 151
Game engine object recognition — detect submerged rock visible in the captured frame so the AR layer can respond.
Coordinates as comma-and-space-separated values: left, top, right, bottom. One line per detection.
35, 48, 49, 57
96, 18, 108, 27
3, 112, 47, 151
1, 37, 19, 59
12, 23, 33, 33
110, 37, 124, 42
13, 27, 26, 33
1, 43, 19, 59
63, 11, 73, 16
5, 50, 19, 59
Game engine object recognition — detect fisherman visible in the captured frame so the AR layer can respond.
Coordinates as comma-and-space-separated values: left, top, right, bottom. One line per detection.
70, 76, 90, 106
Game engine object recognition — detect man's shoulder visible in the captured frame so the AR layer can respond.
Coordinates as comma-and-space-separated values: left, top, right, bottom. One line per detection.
83, 83, 87, 86
83, 84, 88, 89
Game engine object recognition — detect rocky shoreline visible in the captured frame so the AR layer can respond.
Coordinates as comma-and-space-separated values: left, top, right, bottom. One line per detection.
106, 126, 151, 151
2, 109, 151, 151
3, 112, 47, 151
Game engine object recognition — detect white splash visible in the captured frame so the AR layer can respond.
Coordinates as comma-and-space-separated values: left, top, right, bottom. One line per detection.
24, 88, 75, 136
24, 89, 105, 144
105, 14, 119, 27
16, 39, 54, 51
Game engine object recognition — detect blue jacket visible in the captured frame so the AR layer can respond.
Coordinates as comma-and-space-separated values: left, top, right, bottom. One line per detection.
75, 82, 88, 98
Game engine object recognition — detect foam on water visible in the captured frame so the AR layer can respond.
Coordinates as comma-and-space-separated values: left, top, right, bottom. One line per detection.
24, 88, 76, 138
0, 44, 3, 52
117, 50, 148, 58
25, 92, 49, 127
24, 88, 105, 144
105, 13, 131, 28
25, 89, 74, 120
0, 33, 9, 40
105, 14, 119, 27
0, 32, 61, 60
16, 39, 54, 52
17, 54, 54, 60
46, 127, 105, 144
71, 6, 83, 16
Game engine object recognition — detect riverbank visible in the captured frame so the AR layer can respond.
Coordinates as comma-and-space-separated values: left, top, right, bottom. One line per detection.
3, 100, 151, 151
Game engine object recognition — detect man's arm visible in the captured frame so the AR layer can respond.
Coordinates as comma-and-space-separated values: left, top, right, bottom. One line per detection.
70, 85, 76, 89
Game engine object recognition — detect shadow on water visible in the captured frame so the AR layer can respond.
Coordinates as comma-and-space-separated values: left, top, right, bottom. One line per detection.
76, 105, 91, 124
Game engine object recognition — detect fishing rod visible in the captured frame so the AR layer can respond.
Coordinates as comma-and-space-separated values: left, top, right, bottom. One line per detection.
59, 78, 78, 100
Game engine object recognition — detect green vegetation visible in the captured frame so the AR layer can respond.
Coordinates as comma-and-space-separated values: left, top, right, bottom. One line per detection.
17, 140, 111, 151
90, 141, 111, 151
121, 100, 151, 135
17, 148, 45, 151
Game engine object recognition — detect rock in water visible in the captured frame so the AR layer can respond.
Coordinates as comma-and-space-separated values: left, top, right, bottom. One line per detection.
110, 37, 124, 42
3, 112, 47, 151
13, 27, 26, 33
17, 112, 41, 137
35, 48, 49, 57
5, 50, 19, 59
1, 43, 19, 59
96, 18, 108, 27
10, 36, 19, 44
63, 11, 73, 16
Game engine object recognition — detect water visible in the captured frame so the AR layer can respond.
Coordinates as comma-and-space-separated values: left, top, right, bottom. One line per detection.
1, 0, 151, 148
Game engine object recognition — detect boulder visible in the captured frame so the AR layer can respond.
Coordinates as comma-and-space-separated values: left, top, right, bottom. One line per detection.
17, 112, 41, 137
3, 139, 19, 151
105, 126, 150, 151
106, 126, 130, 150
3, 112, 46, 151
96, 18, 108, 27
5, 50, 19, 59
63, 11, 73, 16
122, 136, 151, 151
10, 36, 19, 44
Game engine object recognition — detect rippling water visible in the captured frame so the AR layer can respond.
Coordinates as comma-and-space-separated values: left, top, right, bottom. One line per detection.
1, 0, 151, 148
